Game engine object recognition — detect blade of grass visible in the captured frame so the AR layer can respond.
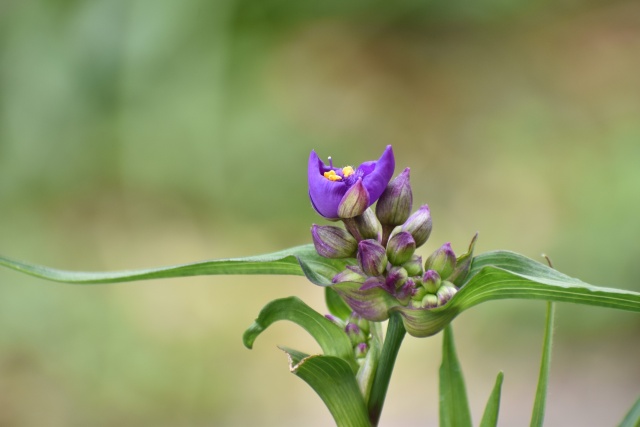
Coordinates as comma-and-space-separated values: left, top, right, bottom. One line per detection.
530, 302, 555, 427
439, 324, 472, 427
480, 371, 504, 427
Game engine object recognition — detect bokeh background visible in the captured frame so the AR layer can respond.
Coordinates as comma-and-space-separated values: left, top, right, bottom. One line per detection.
1, 1, 640, 426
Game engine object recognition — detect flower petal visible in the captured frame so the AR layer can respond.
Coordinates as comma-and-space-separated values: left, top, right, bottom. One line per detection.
308, 150, 348, 219
360, 145, 395, 206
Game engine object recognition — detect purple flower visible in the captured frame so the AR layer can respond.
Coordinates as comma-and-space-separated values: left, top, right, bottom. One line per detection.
308, 146, 395, 220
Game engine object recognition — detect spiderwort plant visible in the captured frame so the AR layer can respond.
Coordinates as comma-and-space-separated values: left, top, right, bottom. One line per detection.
1, 145, 640, 427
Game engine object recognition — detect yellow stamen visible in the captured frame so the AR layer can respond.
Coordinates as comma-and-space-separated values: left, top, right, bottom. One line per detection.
342, 166, 355, 177
323, 170, 343, 181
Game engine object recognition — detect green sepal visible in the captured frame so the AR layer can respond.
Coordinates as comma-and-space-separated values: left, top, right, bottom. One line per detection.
280, 349, 371, 427
325, 287, 353, 320
243, 297, 357, 372
480, 371, 504, 427
439, 324, 472, 427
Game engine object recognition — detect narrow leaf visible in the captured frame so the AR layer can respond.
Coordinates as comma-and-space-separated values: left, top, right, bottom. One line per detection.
243, 297, 357, 371
619, 396, 640, 427
283, 352, 370, 427
530, 302, 555, 427
0, 244, 350, 285
480, 371, 504, 427
439, 324, 472, 427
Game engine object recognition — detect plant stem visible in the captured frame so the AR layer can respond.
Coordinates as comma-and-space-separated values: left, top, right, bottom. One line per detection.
367, 312, 406, 426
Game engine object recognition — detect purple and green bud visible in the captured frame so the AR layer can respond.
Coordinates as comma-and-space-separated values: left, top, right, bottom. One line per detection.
386, 231, 416, 266
348, 312, 371, 335
355, 342, 369, 359
375, 168, 413, 227
311, 224, 358, 259
400, 204, 432, 247
422, 269, 441, 294
357, 239, 388, 277
436, 281, 457, 306
332, 265, 366, 284
343, 208, 382, 242
385, 266, 408, 292
424, 242, 457, 279
412, 284, 428, 301
421, 293, 439, 309
345, 322, 366, 346
396, 278, 417, 305
359, 276, 386, 292
402, 255, 424, 277
325, 314, 346, 328
308, 146, 395, 220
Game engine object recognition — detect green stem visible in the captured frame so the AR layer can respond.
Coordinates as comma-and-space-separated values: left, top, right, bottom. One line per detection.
367, 312, 406, 426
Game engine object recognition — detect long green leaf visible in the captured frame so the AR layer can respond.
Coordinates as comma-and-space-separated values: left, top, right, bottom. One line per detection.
394, 250, 640, 337
243, 297, 357, 371
530, 302, 555, 427
480, 371, 504, 427
439, 324, 472, 427
0, 244, 349, 285
282, 351, 370, 427
619, 396, 640, 427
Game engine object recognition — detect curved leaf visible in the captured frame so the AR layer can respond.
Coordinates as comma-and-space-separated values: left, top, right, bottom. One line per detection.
0, 244, 350, 285
393, 251, 640, 337
282, 351, 370, 427
243, 297, 357, 371
439, 324, 472, 427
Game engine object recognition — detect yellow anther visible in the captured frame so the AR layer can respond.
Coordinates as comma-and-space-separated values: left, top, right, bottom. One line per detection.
342, 166, 355, 177
323, 170, 343, 181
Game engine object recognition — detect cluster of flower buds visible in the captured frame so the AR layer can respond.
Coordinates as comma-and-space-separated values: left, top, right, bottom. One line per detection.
325, 312, 372, 365
309, 146, 475, 321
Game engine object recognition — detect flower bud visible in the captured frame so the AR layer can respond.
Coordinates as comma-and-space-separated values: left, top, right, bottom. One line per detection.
385, 266, 408, 292
448, 232, 478, 286
396, 278, 417, 305
412, 284, 427, 301
343, 208, 382, 242
436, 281, 457, 306
325, 314, 345, 328
355, 342, 369, 359
402, 255, 424, 277
359, 276, 386, 291
400, 205, 432, 247
338, 178, 370, 218
357, 239, 388, 277
311, 224, 358, 258
424, 242, 457, 279
375, 168, 413, 227
386, 231, 416, 266
421, 293, 439, 308
422, 270, 441, 294
345, 323, 366, 346
348, 312, 371, 335
332, 265, 366, 284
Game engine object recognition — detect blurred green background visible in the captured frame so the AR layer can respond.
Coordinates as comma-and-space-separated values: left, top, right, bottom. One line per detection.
1, 0, 639, 426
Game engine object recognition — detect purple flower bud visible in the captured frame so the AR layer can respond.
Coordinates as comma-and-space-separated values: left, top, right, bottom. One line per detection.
357, 239, 388, 277
345, 322, 366, 346
355, 342, 369, 359
436, 281, 457, 306
359, 276, 386, 291
421, 294, 439, 309
342, 208, 382, 242
376, 167, 413, 227
422, 269, 441, 294
308, 146, 395, 220
386, 231, 416, 266
424, 242, 457, 279
348, 312, 371, 335
325, 314, 345, 328
332, 265, 366, 284
311, 224, 357, 259
385, 266, 408, 292
402, 255, 424, 277
396, 278, 417, 305
400, 204, 432, 248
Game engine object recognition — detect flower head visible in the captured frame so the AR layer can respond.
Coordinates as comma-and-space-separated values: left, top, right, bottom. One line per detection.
308, 146, 395, 220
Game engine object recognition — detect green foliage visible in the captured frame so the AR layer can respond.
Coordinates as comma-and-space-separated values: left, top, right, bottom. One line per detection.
439, 325, 472, 427
619, 396, 640, 427
479, 372, 504, 427
530, 302, 555, 427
